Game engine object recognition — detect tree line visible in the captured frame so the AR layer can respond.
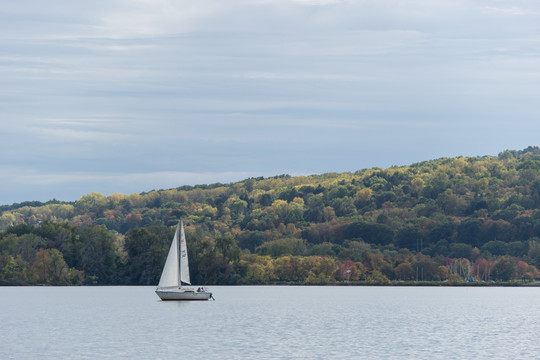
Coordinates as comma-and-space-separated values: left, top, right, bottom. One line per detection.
2, 147, 540, 285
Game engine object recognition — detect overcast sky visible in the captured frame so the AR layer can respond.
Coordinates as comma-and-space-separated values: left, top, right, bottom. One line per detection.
1, 0, 540, 204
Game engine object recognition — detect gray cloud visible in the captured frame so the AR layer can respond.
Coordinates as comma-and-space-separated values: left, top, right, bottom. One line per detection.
1, 0, 540, 203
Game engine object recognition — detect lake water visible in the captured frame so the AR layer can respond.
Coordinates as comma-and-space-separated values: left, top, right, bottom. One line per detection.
1, 286, 539, 359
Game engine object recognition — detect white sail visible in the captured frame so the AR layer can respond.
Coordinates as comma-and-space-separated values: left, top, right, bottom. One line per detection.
157, 225, 180, 289
179, 221, 191, 285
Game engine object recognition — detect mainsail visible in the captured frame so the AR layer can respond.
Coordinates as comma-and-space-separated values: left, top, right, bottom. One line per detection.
179, 221, 191, 285
157, 225, 180, 289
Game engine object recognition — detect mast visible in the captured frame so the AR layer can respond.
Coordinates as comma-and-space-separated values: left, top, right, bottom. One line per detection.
178, 222, 182, 288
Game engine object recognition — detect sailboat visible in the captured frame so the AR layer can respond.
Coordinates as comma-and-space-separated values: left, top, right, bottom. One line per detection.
155, 221, 213, 301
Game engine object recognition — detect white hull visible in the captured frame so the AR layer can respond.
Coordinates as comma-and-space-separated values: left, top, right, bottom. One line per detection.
156, 288, 212, 301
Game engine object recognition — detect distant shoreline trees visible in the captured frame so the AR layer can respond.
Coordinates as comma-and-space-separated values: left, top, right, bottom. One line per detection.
2, 147, 540, 285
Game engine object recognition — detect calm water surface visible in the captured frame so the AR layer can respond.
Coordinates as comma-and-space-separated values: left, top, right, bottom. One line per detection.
1, 286, 539, 359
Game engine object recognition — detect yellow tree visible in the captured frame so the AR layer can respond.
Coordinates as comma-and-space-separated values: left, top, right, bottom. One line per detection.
302, 256, 338, 284
32, 249, 83, 285
74, 192, 108, 214
241, 254, 276, 284
271, 197, 304, 224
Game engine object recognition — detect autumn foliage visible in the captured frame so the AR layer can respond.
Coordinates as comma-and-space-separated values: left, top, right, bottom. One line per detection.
3, 147, 540, 285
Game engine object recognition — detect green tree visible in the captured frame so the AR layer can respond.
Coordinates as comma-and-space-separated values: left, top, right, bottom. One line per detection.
124, 226, 172, 285
411, 254, 443, 281
77, 225, 119, 284
344, 221, 394, 245
256, 238, 306, 257
273, 256, 304, 282
305, 194, 325, 222
224, 195, 248, 221
395, 225, 422, 251
2, 255, 30, 284
491, 256, 516, 281
394, 262, 414, 281
528, 238, 540, 268
216, 236, 241, 263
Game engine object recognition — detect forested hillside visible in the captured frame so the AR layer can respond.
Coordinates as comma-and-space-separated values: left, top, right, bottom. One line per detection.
2, 147, 540, 285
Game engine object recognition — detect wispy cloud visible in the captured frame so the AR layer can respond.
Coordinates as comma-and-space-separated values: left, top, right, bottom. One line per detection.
23, 117, 135, 142
482, 5, 536, 16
